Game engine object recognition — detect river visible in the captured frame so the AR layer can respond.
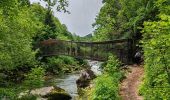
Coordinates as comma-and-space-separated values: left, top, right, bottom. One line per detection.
51, 60, 102, 100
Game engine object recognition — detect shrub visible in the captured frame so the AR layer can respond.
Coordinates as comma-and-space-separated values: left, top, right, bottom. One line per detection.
92, 55, 122, 100
92, 75, 120, 100
24, 67, 45, 91
59, 56, 77, 65
46, 57, 64, 73
0, 88, 17, 99
140, 15, 170, 99
45, 56, 80, 74
104, 55, 123, 80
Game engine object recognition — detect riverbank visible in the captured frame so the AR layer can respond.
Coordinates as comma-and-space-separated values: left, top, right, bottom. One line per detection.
44, 60, 102, 99
18, 60, 102, 100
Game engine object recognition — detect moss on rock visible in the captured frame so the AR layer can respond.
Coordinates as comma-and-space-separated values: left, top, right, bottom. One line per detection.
43, 86, 72, 100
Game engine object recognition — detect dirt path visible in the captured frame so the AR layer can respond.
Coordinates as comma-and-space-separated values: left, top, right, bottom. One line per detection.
120, 65, 144, 100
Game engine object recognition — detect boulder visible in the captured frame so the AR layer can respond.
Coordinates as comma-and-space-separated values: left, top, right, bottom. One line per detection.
43, 86, 72, 100
76, 69, 96, 88
19, 86, 71, 100
30, 86, 54, 96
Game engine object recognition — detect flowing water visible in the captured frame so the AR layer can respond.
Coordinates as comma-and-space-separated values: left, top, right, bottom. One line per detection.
87, 60, 102, 75
47, 60, 102, 100
54, 73, 80, 99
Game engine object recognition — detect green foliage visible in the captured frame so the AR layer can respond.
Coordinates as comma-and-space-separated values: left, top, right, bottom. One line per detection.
72, 34, 92, 42
140, 14, 170, 99
43, 0, 69, 13
93, 1, 170, 99
92, 0, 162, 41
0, 87, 37, 100
32, 4, 73, 42
24, 67, 45, 90
0, 0, 73, 70
0, 3, 40, 70
44, 10, 57, 33
0, 87, 17, 99
46, 57, 64, 74
104, 55, 121, 75
0, 0, 75, 99
45, 56, 79, 74
93, 0, 118, 41
58, 56, 77, 65
92, 75, 120, 100
92, 55, 122, 100
18, 0, 30, 6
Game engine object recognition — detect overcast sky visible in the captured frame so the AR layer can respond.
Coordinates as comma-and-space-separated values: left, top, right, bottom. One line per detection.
30, 0, 103, 36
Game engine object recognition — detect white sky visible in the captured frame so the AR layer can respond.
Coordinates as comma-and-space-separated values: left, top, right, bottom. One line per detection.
30, 0, 103, 36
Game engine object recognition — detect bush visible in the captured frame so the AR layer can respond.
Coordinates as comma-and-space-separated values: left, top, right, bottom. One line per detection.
92, 55, 123, 100
92, 75, 120, 100
140, 15, 170, 99
59, 56, 77, 65
45, 57, 64, 73
0, 66, 45, 99
0, 88, 17, 99
104, 55, 123, 80
45, 56, 80, 74
24, 67, 45, 91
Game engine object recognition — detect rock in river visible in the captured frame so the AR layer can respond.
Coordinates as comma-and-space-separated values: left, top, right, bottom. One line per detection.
19, 86, 71, 100
43, 86, 72, 100
76, 68, 96, 88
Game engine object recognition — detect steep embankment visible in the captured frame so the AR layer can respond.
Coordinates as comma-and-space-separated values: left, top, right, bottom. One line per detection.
120, 65, 144, 100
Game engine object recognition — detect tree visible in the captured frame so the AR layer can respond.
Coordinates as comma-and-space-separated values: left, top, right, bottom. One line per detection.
0, 0, 73, 99
18, 0, 30, 6
92, 0, 159, 42
43, 0, 69, 13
